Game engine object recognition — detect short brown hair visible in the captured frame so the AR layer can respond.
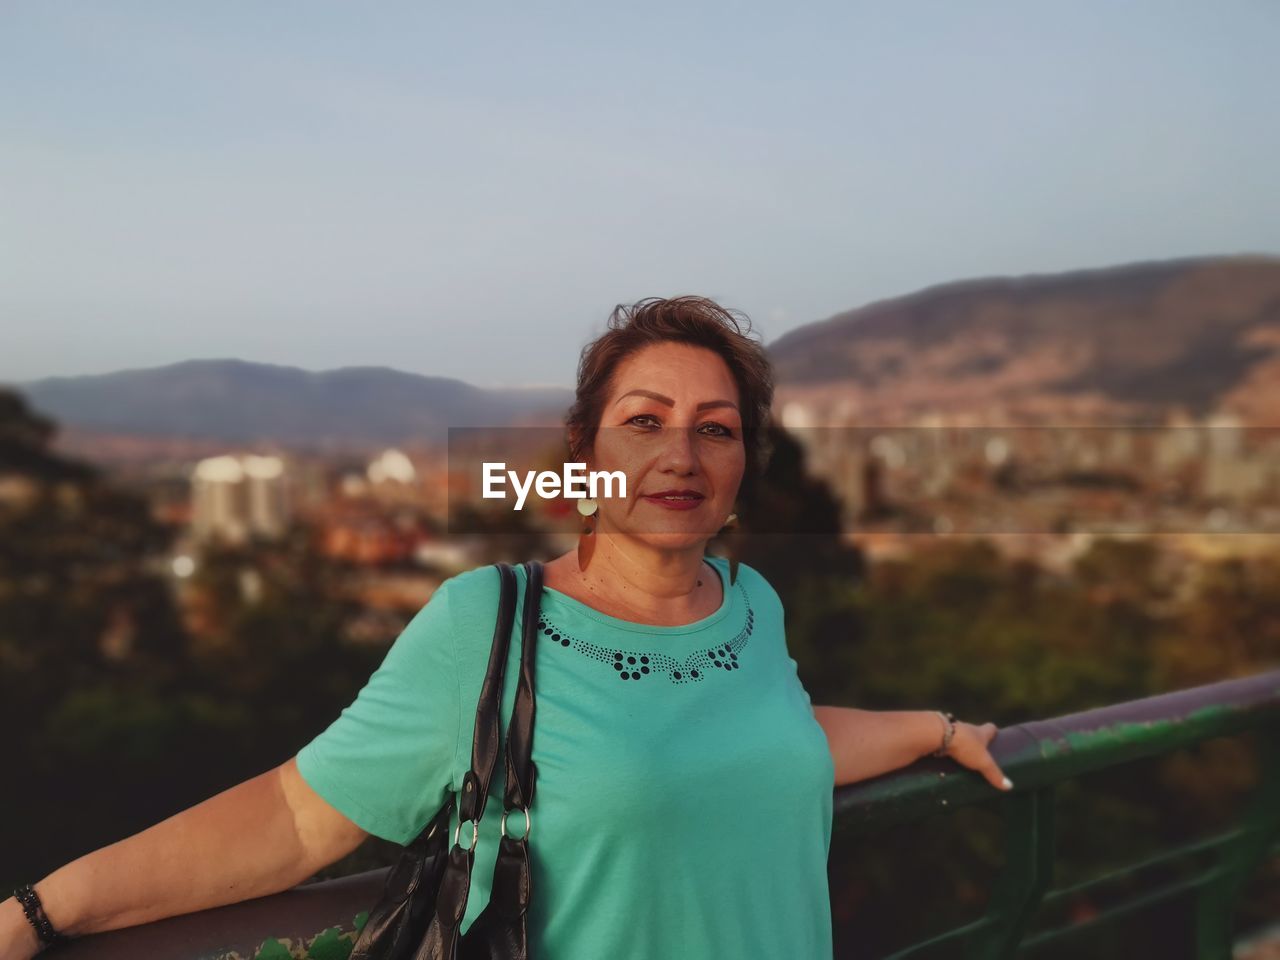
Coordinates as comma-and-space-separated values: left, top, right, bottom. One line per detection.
565, 295, 775, 502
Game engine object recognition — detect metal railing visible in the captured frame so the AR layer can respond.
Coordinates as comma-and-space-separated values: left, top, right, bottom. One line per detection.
44, 669, 1280, 960
832, 669, 1280, 959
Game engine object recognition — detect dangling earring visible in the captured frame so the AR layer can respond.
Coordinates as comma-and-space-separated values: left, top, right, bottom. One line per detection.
719, 511, 740, 586
577, 498, 599, 572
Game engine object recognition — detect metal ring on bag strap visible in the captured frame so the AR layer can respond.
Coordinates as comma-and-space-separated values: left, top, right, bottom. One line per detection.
500, 806, 531, 840
453, 815, 479, 851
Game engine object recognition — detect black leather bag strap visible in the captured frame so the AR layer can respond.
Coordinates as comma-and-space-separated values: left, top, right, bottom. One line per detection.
459, 561, 520, 825
425, 561, 521, 955
503, 560, 542, 812
460, 560, 544, 952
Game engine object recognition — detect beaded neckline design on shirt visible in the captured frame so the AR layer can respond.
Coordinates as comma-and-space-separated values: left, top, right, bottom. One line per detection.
537, 581, 754, 683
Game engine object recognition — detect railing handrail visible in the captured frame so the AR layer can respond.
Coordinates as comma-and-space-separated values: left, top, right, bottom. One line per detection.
834, 668, 1280, 833
832, 668, 1280, 959
46, 669, 1280, 959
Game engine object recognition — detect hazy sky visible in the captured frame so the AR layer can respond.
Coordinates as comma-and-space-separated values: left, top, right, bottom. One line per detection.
3, 1, 1278, 388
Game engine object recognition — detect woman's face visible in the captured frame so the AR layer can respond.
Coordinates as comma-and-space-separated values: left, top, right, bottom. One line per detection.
585, 341, 745, 552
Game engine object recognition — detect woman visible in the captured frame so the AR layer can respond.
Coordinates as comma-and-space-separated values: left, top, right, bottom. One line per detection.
1, 296, 1010, 959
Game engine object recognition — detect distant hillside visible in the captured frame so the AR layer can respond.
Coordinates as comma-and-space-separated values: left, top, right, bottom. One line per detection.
769, 255, 1280, 424
12, 254, 1280, 456
10, 359, 574, 453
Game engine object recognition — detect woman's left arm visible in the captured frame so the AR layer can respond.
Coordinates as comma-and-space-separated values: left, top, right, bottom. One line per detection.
812, 706, 1013, 791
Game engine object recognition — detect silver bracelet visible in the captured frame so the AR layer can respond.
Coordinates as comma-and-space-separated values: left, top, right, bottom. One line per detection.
930, 710, 957, 757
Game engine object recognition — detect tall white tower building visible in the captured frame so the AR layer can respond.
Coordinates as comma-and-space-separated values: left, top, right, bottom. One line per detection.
191, 453, 290, 543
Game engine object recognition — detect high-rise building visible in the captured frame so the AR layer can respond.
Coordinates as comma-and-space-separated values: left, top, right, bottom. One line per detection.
191, 453, 290, 543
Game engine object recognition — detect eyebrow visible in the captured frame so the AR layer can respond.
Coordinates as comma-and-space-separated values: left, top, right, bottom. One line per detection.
613, 389, 739, 412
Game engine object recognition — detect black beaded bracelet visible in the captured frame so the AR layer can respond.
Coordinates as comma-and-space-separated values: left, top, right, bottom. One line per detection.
13, 884, 71, 949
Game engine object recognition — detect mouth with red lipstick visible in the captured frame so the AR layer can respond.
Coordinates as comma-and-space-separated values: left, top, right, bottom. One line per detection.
640, 488, 706, 510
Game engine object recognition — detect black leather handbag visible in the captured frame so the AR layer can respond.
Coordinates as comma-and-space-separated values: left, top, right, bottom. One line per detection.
350, 560, 544, 960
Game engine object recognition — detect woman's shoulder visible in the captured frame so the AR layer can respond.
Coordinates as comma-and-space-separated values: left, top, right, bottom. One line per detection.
434, 562, 505, 616
722, 558, 783, 616
434, 561, 537, 630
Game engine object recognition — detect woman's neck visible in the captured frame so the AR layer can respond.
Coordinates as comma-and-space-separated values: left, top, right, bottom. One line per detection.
545, 535, 722, 626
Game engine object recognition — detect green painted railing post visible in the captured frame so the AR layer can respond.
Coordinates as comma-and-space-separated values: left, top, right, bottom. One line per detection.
1194, 720, 1280, 960
969, 787, 1056, 960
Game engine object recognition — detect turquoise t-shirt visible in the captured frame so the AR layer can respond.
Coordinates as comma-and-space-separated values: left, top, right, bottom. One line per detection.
296, 555, 836, 958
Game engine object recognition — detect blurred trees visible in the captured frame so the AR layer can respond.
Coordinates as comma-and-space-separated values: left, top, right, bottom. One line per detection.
730, 426, 867, 703
0, 390, 383, 887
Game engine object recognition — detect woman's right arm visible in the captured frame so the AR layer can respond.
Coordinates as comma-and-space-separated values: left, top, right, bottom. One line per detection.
0, 756, 368, 960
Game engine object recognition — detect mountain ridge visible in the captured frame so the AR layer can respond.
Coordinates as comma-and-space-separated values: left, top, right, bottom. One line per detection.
769, 253, 1280, 424
10, 357, 574, 452
10, 253, 1280, 451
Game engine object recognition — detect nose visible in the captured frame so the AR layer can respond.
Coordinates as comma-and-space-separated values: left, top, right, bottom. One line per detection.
656, 424, 699, 475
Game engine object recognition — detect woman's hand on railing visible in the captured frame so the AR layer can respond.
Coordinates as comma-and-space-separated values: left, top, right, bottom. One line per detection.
944, 722, 1013, 791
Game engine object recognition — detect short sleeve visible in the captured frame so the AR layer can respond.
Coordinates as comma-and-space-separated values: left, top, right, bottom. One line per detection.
746, 561, 815, 709
295, 579, 461, 845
